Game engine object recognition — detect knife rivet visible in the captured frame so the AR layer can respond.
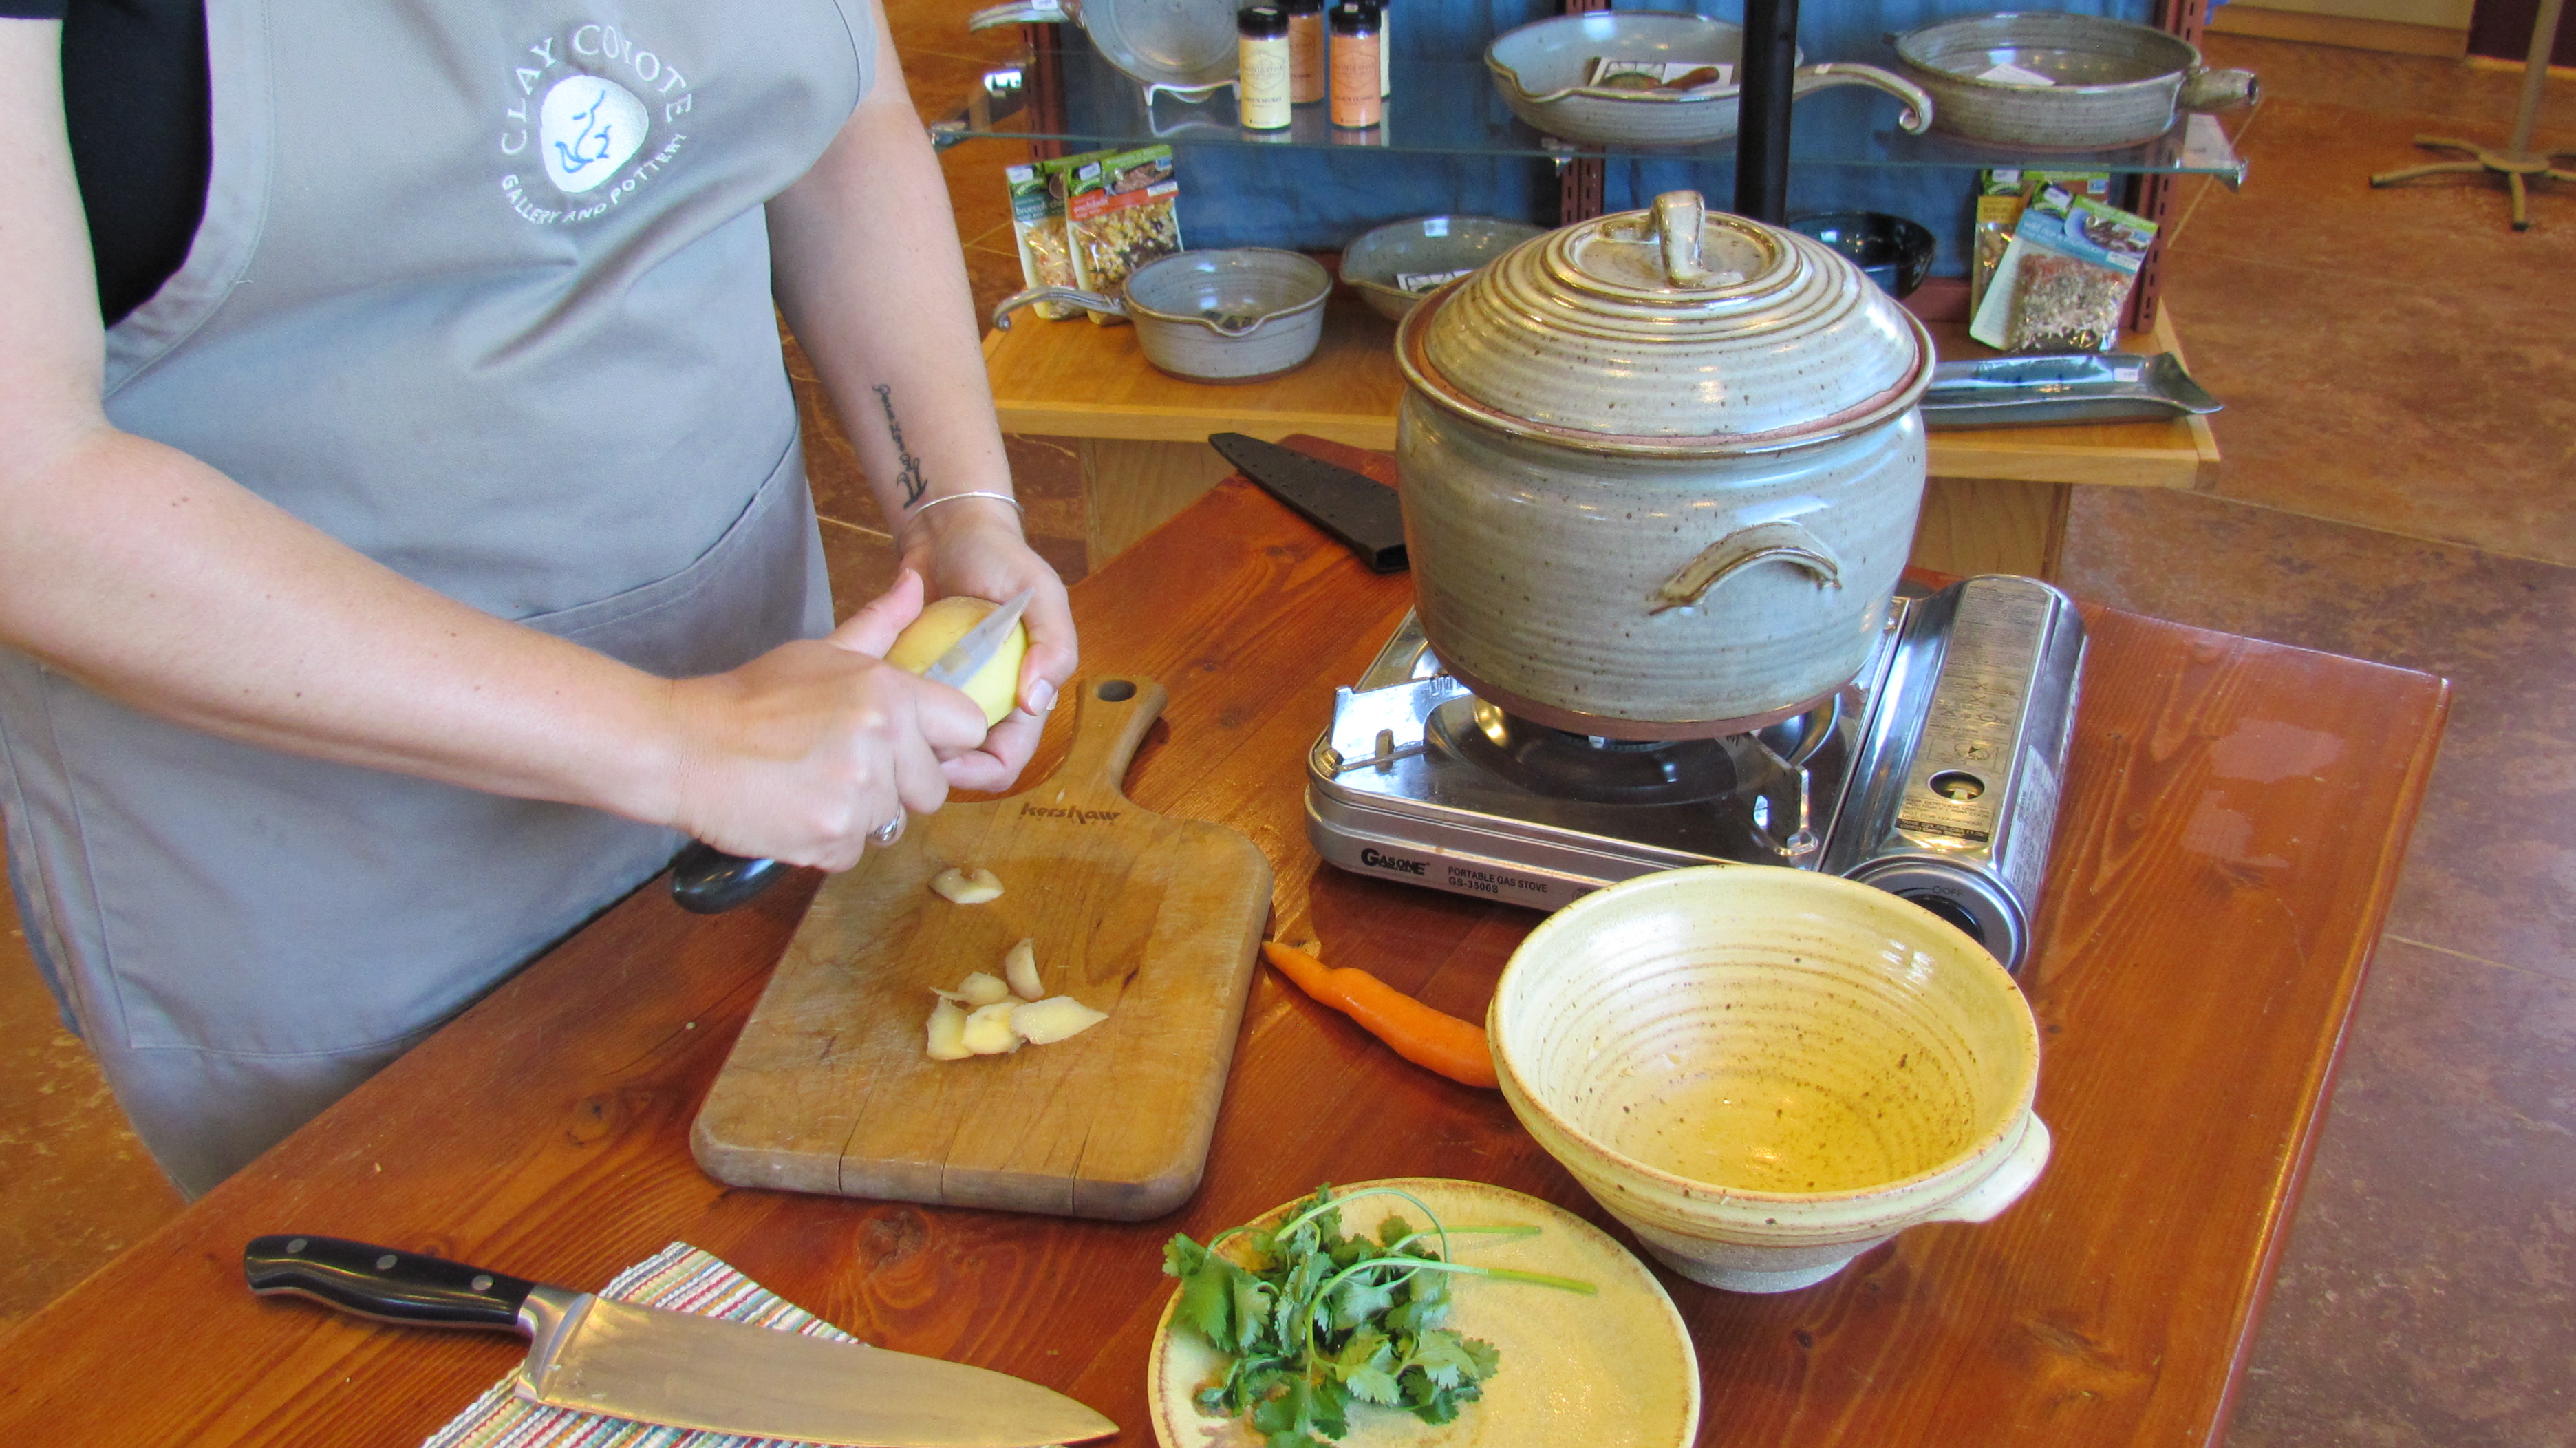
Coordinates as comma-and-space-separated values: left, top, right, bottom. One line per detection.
376, 1254, 398, 1270
286, 1237, 307, 1253
471, 1274, 493, 1292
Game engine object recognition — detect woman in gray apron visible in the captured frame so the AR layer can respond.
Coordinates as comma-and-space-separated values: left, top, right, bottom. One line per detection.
0, 0, 1076, 1195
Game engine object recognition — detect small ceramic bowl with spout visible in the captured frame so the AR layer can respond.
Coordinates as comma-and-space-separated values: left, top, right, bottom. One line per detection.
1489, 865, 2052, 1292
991, 248, 1330, 384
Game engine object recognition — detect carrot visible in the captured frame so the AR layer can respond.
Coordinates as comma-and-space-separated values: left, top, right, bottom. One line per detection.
1261, 941, 1499, 1089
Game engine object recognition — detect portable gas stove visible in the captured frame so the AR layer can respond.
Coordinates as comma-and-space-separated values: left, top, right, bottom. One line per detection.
1307, 575, 2086, 972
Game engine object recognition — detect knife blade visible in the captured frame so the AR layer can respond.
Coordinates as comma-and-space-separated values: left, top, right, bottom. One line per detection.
668, 586, 1039, 915
244, 1235, 1115, 1447
1208, 432, 1408, 573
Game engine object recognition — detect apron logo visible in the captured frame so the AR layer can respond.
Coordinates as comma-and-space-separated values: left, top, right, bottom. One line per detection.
498, 23, 696, 224
541, 77, 649, 193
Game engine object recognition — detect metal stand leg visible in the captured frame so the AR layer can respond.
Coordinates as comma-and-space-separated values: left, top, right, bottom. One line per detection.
2370, 0, 2570, 230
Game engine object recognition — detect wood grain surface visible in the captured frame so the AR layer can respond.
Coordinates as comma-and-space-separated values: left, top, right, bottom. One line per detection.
693, 675, 1274, 1220
0, 473, 2446, 1448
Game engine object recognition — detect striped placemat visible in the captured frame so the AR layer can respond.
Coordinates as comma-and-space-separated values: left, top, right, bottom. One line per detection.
422, 1243, 858, 1448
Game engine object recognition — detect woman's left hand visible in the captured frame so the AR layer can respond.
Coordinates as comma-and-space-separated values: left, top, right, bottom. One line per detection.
900, 494, 1077, 793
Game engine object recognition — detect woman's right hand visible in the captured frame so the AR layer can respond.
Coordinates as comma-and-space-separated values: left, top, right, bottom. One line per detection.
661, 571, 989, 871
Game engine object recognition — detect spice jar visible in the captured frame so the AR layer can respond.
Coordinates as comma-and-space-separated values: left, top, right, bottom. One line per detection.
1236, 3, 1291, 130
1283, 0, 1324, 105
1328, 0, 1381, 129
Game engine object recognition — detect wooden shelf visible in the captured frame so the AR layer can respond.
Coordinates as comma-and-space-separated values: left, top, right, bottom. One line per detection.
985, 290, 2222, 576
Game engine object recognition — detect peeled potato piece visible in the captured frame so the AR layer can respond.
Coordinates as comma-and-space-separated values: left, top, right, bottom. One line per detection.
931, 867, 1004, 905
1013, 995, 1108, 1045
953, 971, 1012, 1008
960, 1001, 1022, 1055
925, 997, 971, 1061
1003, 938, 1042, 1001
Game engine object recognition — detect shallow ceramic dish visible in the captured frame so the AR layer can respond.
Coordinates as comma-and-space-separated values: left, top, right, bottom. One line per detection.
1893, 12, 2257, 149
969, 0, 1236, 102
1148, 1178, 1701, 1447
1487, 11, 1931, 147
1490, 866, 2051, 1292
992, 248, 1331, 384
1786, 211, 1937, 298
1340, 216, 1548, 322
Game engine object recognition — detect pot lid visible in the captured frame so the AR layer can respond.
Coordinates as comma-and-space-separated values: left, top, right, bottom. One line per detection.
1397, 191, 1933, 456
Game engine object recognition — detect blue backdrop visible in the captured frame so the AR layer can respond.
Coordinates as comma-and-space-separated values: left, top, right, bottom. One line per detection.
1144, 0, 2156, 277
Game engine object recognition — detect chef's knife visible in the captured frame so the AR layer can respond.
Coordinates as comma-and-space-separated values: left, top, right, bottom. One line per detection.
1208, 432, 1408, 573
244, 1234, 1115, 1447
668, 587, 1038, 915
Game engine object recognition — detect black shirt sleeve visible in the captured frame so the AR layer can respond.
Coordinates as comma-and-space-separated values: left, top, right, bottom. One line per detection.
53, 0, 212, 323
1, 4, 72, 17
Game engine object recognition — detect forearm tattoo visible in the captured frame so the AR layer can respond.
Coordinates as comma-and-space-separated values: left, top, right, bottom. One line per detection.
873, 383, 931, 509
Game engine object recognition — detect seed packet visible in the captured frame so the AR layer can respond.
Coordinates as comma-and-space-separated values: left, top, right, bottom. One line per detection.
1005, 161, 1082, 320
1970, 185, 2158, 353
1064, 144, 1183, 326
1969, 169, 2111, 318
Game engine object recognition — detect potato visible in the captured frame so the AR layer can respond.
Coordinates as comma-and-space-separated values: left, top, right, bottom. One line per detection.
925, 998, 971, 1061
1003, 938, 1042, 1001
953, 971, 1013, 1008
960, 1002, 1022, 1055
887, 596, 1027, 727
1013, 996, 1108, 1045
930, 866, 1003, 904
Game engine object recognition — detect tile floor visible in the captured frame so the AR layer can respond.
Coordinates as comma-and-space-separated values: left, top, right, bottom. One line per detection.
3, 14, 2571, 1445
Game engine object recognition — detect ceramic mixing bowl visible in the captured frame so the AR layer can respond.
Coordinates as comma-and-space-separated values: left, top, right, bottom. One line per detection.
1339, 215, 1547, 321
1489, 866, 2051, 1292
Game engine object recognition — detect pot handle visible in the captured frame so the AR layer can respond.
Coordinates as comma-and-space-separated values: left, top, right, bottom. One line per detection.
1651, 519, 1845, 613
991, 285, 1124, 330
1920, 1114, 2052, 1225
1791, 63, 1935, 134
1650, 191, 1743, 288
968, 0, 1070, 30
2179, 66, 2260, 113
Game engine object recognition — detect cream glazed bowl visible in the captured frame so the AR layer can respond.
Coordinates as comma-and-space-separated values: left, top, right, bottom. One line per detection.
1489, 866, 2050, 1293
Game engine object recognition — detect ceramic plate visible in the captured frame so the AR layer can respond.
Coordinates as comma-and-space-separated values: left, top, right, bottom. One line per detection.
1148, 1178, 1701, 1448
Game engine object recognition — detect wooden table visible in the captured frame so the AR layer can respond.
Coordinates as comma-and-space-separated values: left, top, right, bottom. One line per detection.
985, 295, 2222, 579
0, 478, 2443, 1447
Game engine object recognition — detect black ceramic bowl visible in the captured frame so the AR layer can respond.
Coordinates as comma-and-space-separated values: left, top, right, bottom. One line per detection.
1787, 211, 1937, 299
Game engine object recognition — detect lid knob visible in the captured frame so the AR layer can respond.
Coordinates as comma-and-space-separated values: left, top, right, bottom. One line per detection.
1653, 191, 1737, 289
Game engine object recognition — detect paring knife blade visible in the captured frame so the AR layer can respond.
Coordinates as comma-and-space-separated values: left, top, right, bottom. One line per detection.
244, 1235, 1116, 1448
667, 585, 1039, 915
1208, 432, 1408, 573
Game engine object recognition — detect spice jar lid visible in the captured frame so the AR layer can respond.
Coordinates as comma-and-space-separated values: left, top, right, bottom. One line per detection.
1397, 191, 1933, 456
1238, 2, 1287, 35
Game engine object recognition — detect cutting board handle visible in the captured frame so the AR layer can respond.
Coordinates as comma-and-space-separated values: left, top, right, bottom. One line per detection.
1051, 675, 1169, 804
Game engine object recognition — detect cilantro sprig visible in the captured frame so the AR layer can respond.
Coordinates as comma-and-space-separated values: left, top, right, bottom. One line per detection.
1162, 1184, 1596, 1447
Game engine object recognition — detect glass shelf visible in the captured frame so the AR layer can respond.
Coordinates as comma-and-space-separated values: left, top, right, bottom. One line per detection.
936, 35, 2246, 182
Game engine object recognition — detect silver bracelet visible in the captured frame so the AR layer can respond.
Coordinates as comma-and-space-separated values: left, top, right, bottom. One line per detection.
897, 490, 1024, 534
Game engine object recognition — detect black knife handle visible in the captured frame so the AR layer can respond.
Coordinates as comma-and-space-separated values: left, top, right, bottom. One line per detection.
245, 1235, 535, 1332
669, 841, 787, 915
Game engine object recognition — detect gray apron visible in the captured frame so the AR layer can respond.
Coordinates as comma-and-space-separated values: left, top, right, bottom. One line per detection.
0, 0, 877, 1194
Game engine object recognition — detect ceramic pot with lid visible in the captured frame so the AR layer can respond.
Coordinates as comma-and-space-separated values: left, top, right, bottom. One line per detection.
1395, 191, 1935, 738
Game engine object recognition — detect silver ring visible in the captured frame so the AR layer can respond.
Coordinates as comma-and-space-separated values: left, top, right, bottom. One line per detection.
870, 807, 907, 847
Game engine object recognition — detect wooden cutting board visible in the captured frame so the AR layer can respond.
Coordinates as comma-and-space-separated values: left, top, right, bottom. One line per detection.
691, 674, 1274, 1221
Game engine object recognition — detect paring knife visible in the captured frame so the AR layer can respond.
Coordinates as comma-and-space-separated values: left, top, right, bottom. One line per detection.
1208, 432, 1408, 573
668, 586, 1038, 915
244, 1235, 1115, 1447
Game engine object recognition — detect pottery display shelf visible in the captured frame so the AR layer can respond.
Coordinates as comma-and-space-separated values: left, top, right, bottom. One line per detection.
983, 290, 2221, 578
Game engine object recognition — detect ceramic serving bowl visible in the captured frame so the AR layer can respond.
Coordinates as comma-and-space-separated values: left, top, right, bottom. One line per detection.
1339, 215, 1548, 321
1489, 866, 2052, 1293
1786, 211, 1937, 298
991, 248, 1331, 384
1487, 11, 1931, 147
1893, 12, 2257, 149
